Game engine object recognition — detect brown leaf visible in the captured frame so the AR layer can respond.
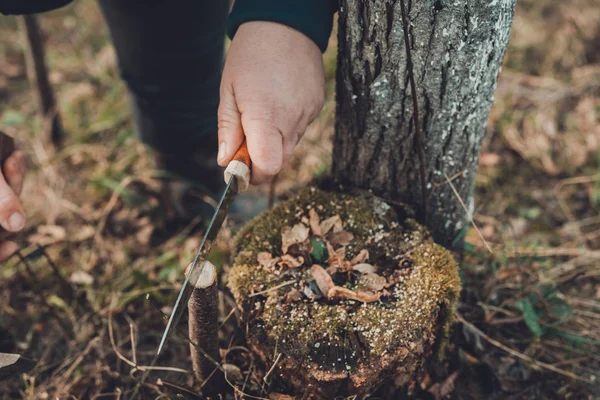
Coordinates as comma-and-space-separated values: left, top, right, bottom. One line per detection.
327, 286, 381, 303
269, 393, 294, 400
328, 231, 354, 247
281, 223, 310, 254
278, 254, 304, 268
350, 249, 369, 264
310, 264, 334, 295
319, 215, 341, 236
309, 208, 322, 236
353, 263, 375, 274
285, 288, 304, 303
28, 225, 67, 245
358, 273, 387, 291
257, 252, 280, 268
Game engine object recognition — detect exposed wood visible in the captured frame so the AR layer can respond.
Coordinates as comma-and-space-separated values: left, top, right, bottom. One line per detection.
187, 261, 226, 396
17, 15, 63, 146
333, 0, 516, 248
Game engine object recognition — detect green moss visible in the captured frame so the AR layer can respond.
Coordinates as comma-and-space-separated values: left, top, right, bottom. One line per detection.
227, 187, 461, 372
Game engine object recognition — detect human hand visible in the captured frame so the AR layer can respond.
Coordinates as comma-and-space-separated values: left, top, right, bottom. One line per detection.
217, 21, 326, 185
0, 150, 26, 261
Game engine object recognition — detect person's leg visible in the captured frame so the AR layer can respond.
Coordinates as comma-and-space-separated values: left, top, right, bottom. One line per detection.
98, 0, 229, 195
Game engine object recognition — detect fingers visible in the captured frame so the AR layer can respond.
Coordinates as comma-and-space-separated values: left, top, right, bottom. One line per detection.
0, 165, 25, 232
217, 84, 245, 167
0, 241, 18, 262
241, 116, 284, 185
4, 151, 26, 195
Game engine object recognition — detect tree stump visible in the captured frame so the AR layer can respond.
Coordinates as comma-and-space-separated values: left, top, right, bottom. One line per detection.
228, 188, 460, 398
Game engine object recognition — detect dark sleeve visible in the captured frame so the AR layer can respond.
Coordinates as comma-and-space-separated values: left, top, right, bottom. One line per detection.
0, 0, 73, 15
227, 0, 338, 53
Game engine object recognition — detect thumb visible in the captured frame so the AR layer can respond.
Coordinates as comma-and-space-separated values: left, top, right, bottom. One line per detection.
217, 84, 244, 167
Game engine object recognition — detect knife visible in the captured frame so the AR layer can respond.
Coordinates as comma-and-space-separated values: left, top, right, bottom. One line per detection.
156, 140, 251, 356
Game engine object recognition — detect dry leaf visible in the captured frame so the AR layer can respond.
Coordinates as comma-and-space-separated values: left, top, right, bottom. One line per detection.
319, 215, 341, 236
285, 288, 304, 303
29, 225, 67, 245
72, 225, 95, 241
70, 271, 94, 285
353, 263, 375, 274
350, 249, 369, 264
327, 286, 381, 303
136, 225, 154, 245
333, 218, 343, 233
278, 254, 304, 268
309, 209, 322, 236
310, 264, 334, 295
358, 273, 387, 291
328, 231, 354, 247
281, 223, 310, 254
257, 252, 280, 268
269, 393, 294, 400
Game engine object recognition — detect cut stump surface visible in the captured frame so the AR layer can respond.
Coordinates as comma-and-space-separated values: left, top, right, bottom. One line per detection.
228, 188, 460, 397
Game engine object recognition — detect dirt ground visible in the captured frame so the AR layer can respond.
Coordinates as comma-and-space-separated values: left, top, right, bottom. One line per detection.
1, 0, 599, 399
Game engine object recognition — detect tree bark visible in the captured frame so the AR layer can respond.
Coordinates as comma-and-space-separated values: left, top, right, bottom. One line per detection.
333, 0, 516, 247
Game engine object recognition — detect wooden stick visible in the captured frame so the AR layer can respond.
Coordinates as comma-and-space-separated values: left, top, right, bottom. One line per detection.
187, 261, 226, 394
17, 15, 63, 146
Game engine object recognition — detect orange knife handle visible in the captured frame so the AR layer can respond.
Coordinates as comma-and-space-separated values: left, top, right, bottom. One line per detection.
232, 140, 251, 169
224, 139, 251, 192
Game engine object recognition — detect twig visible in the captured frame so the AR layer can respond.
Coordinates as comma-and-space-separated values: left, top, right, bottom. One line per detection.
187, 261, 226, 394
263, 353, 282, 384
444, 173, 493, 253
399, 0, 428, 219
17, 15, 63, 146
456, 312, 596, 384
129, 324, 137, 366
249, 280, 296, 297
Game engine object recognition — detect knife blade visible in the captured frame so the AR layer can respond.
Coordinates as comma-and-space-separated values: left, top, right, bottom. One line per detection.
156, 140, 251, 356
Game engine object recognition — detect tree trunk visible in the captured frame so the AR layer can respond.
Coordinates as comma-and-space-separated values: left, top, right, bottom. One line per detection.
333, 0, 516, 248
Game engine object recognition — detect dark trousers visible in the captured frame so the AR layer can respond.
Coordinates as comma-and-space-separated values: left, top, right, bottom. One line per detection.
98, 0, 228, 159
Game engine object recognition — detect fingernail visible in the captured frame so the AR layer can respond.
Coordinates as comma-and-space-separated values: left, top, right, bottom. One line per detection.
218, 142, 227, 163
8, 212, 24, 231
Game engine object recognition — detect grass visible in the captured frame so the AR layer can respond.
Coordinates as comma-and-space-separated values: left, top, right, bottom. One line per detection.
1, 0, 600, 398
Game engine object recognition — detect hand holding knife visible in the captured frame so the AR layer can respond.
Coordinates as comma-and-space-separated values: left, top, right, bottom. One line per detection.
157, 140, 252, 356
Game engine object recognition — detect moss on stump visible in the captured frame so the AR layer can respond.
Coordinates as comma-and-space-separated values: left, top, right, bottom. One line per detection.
228, 188, 461, 398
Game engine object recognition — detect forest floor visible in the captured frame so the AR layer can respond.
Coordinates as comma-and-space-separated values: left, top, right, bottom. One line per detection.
1, 0, 600, 399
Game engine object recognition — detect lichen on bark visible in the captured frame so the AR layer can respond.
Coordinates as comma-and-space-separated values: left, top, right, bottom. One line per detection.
227, 188, 461, 396
333, 0, 517, 248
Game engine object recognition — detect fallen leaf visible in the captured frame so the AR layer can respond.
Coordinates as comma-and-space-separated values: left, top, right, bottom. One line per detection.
269, 393, 294, 400
257, 252, 280, 268
311, 264, 334, 296
278, 254, 304, 268
319, 215, 341, 236
328, 231, 354, 247
28, 225, 67, 245
70, 271, 94, 285
350, 249, 369, 264
353, 263, 375, 274
309, 209, 322, 236
327, 286, 381, 303
285, 288, 304, 303
358, 273, 387, 291
479, 152, 501, 167
136, 224, 154, 245
281, 223, 310, 254
72, 225, 95, 241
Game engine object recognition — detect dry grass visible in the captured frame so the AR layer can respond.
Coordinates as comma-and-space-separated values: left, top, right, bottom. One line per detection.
0, 0, 599, 398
